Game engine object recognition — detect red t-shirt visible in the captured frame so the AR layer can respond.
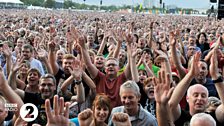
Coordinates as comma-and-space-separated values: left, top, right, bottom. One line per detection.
94, 71, 127, 108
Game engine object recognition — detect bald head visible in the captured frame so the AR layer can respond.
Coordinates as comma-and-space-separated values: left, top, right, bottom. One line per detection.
187, 84, 209, 98
190, 113, 216, 126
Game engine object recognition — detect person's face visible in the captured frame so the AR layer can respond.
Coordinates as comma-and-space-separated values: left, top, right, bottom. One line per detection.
39, 78, 56, 99
120, 89, 140, 111
87, 35, 94, 43
144, 81, 154, 100
187, 86, 208, 114
208, 34, 215, 41
22, 48, 32, 60
184, 33, 189, 40
138, 38, 146, 49
59, 37, 66, 46
17, 39, 24, 48
27, 71, 40, 85
105, 60, 119, 76
62, 59, 74, 75
0, 102, 8, 123
94, 56, 105, 69
118, 50, 126, 65
189, 37, 196, 46
143, 51, 152, 62
187, 46, 196, 58
94, 105, 109, 123
138, 70, 147, 83
199, 34, 205, 44
19, 64, 29, 75
196, 62, 208, 82
56, 51, 64, 62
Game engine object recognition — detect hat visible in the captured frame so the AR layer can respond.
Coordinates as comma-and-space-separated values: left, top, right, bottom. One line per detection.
138, 64, 146, 71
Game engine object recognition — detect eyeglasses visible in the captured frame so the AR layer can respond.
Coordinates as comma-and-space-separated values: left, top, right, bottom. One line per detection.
105, 63, 117, 67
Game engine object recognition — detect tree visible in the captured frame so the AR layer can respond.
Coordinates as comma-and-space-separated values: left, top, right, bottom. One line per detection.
64, 0, 73, 9
44, 0, 55, 8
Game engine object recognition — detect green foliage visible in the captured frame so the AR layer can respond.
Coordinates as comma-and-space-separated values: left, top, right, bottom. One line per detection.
20, 0, 44, 6
64, 0, 74, 9
44, 0, 55, 8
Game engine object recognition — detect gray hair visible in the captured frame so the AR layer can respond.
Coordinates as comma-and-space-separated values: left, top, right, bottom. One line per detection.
187, 84, 209, 98
190, 113, 216, 126
119, 81, 141, 97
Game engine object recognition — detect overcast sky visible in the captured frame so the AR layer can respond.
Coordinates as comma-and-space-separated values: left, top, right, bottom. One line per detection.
73, 0, 214, 9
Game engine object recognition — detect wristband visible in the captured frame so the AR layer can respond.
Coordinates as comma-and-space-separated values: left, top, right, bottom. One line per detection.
75, 80, 82, 85
212, 76, 223, 83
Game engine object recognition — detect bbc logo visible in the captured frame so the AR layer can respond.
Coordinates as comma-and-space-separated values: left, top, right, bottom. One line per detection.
5, 103, 18, 111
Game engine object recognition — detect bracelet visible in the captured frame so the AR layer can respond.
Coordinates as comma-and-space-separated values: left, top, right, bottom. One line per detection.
212, 76, 223, 83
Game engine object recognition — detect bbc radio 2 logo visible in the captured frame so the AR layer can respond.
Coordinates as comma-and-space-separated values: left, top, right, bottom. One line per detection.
20, 103, 38, 122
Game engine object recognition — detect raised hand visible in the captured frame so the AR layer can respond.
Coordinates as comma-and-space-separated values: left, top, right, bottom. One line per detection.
209, 49, 220, 79
169, 31, 176, 46
69, 58, 82, 80
188, 51, 201, 77
2, 44, 12, 58
11, 56, 24, 73
78, 108, 94, 126
124, 32, 134, 46
152, 70, 174, 105
112, 112, 131, 126
0, 67, 5, 89
37, 48, 48, 61
48, 40, 56, 52
77, 33, 86, 48
130, 43, 139, 58
45, 95, 70, 126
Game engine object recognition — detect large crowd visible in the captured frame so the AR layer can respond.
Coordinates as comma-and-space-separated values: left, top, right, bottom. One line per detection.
0, 9, 223, 126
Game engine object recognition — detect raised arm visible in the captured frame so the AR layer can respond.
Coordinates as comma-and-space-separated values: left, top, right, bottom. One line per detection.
147, 22, 154, 48
170, 32, 186, 79
78, 33, 99, 79
2, 44, 12, 77
8, 57, 25, 100
209, 49, 224, 123
113, 31, 124, 59
129, 43, 140, 82
48, 41, 59, 75
169, 52, 201, 121
153, 71, 175, 126
82, 71, 96, 91
0, 67, 24, 119
97, 32, 109, 55
124, 33, 134, 80
61, 58, 85, 103
37, 48, 53, 74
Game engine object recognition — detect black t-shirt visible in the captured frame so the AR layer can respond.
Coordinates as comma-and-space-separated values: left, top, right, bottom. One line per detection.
137, 81, 148, 106
174, 109, 224, 126
24, 92, 53, 126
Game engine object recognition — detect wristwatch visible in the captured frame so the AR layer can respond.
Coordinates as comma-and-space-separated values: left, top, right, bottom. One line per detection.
212, 76, 223, 83
75, 80, 82, 85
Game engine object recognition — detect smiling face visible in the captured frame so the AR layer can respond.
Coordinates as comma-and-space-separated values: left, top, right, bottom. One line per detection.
94, 105, 110, 123
39, 78, 56, 99
27, 71, 40, 85
120, 89, 140, 112
187, 84, 208, 115
94, 55, 105, 69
